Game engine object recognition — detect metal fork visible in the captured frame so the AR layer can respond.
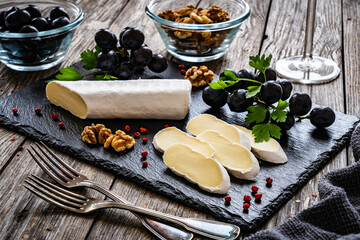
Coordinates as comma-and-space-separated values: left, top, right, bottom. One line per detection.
27, 142, 192, 240
24, 175, 240, 240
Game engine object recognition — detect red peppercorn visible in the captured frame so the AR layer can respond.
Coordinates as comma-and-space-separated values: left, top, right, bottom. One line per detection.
266, 177, 273, 184
10, 137, 16, 141
140, 127, 149, 133
58, 122, 64, 128
178, 64, 185, 69
124, 125, 131, 132
51, 114, 58, 120
142, 138, 148, 144
224, 195, 231, 203
142, 161, 148, 168
255, 193, 262, 201
134, 132, 140, 138
141, 151, 148, 157
243, 195, 251, 202
164, 124, 169, 128
46, 227, 53, 231
180, 69, 186, 75
251, 185, 259, 193
243, 203, 250, 210
12, 108, 18, 114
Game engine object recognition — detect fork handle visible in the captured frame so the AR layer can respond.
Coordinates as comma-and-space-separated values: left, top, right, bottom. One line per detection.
83, 180, 193, 240
93, 201, 240, 240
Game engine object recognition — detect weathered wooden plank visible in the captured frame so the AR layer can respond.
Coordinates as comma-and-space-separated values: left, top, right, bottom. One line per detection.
0, 128, 25, 171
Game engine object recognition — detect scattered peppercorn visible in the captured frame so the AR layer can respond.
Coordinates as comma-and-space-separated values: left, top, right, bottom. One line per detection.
35, 108, 41, 114
124, 125, 131, 132
224, 195, 231, 203
12, 108, 18, 114
46, 227, 53, 231
243, 203, 250, 210
266, 177, 273, 184
142, 138, 148, 144
254, 192, 262, 201
179, 64, 185, 69
164, 124, 169, 128
150, 194, 153, 198
312, 194, 317, 197
51, 114, 59, 120
347, 17, 352, 20
141, 150, 148, 157
16, 153, 19, 156
251, 185, 259, 193
140, 127, 149, 133
134, 132, 140, 138
243, 195, 251, 202
18, 146, 23, 150
180, 69, 186, 75
58, 122, 64, 128
142, 161, 148, 168
10, 137, 16, 141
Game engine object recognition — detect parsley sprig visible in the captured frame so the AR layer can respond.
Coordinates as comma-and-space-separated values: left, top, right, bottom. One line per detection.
209, 54, 290, 143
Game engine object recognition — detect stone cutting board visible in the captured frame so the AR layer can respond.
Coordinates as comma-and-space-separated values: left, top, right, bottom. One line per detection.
0, 61, 358, 231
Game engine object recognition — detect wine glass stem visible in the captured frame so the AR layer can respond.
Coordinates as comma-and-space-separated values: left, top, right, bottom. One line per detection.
303, 0, 317, 62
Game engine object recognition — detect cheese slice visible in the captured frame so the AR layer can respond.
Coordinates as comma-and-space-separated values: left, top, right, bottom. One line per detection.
197, 130, 259, 180
163, 144, 230, 194
153, 127, 213, 157
186, 114, 251, 149
46, 80, 192, 120
234, 125, 288, 164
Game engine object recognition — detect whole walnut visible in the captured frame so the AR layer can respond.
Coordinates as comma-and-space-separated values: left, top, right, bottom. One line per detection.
185, 65, 215, 87
81, 126, 97, 144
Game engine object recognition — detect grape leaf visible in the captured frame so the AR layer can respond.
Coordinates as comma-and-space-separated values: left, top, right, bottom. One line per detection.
208, 80, 238, 89
249, 54, 272, 73
252, 123, 282, 142
81, 47, 100, 70
270, 99, 290, 122
246, 105, 268, 124
55, 67, 84, 80
245, 85, 261, 98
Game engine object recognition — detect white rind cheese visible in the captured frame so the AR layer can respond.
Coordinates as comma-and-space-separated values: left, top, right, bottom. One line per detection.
46, 80, 192, 120
234, 125, 288, 164
186, 114, 251, 149
163, 143, 230, 194
197, 130, 260, 180
152, 127, 213, 157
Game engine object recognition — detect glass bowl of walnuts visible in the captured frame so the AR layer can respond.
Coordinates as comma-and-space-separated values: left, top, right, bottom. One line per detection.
146, 0, 250, 62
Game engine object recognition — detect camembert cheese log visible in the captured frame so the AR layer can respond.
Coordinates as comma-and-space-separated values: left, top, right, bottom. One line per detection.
186, 114, 251, 149
152, 127, 214, 157
46, 80, 192, 120
163, 143, 231, 194
197, 130, 260, 180
234, 125, 288, 164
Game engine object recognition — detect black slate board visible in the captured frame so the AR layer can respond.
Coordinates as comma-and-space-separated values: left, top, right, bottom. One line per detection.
0, 61, 358, 231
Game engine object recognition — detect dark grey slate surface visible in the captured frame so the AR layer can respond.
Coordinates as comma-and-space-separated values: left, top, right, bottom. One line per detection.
0, 61, 358, 231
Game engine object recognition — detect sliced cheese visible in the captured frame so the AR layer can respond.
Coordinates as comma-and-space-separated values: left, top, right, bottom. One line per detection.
153, 127, 213, 157
234, 125, 288, 164
197, 130, 259, 180
163, 143, 230, 194
46, 80, 192, 120
186, 114, 251, 149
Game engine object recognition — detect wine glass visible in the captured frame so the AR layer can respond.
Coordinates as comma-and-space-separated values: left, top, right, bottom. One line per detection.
274, 0, 340, 84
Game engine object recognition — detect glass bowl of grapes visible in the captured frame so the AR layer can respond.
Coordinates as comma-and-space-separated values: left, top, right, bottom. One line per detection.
146, 0, 250, 62
0, 0, 84, 71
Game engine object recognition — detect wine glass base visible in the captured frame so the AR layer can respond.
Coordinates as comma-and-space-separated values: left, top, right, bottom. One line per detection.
275, 55, 340, 84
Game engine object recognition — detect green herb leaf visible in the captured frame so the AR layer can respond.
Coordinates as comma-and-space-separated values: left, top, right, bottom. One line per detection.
208, 80, 238, 89
249, 54, 272, 73
270, 99, 290, 122
224, 70, 238, 81
246, 105, 268, 124
94, 75, 105, 80
252, 123, 282, 142
55, 67, 84, 80
81, 46, 100, 70
94, 73, 118, 80
246, 85, 262, 98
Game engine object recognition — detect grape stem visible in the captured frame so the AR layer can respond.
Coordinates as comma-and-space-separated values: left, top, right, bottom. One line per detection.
296, 114, 310, 119
256, 97, 276, 109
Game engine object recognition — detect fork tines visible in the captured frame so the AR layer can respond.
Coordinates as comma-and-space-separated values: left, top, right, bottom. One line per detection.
24, 175, 86, 213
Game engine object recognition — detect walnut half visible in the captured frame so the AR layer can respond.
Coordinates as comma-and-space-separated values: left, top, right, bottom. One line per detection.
104, 130, 135, 152
185, 65, 215, 87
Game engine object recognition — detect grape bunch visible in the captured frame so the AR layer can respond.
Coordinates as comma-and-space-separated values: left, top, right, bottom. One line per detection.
202, 54, 336, 142
94, 28, 168, 79
0, 5, 70, 32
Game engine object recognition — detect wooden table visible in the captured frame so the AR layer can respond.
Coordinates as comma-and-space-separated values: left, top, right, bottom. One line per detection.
0, 0, 358, 239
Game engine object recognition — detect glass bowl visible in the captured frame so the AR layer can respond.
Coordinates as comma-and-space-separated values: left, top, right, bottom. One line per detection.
0, 0, 84, 71
146, 0, 250, 62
